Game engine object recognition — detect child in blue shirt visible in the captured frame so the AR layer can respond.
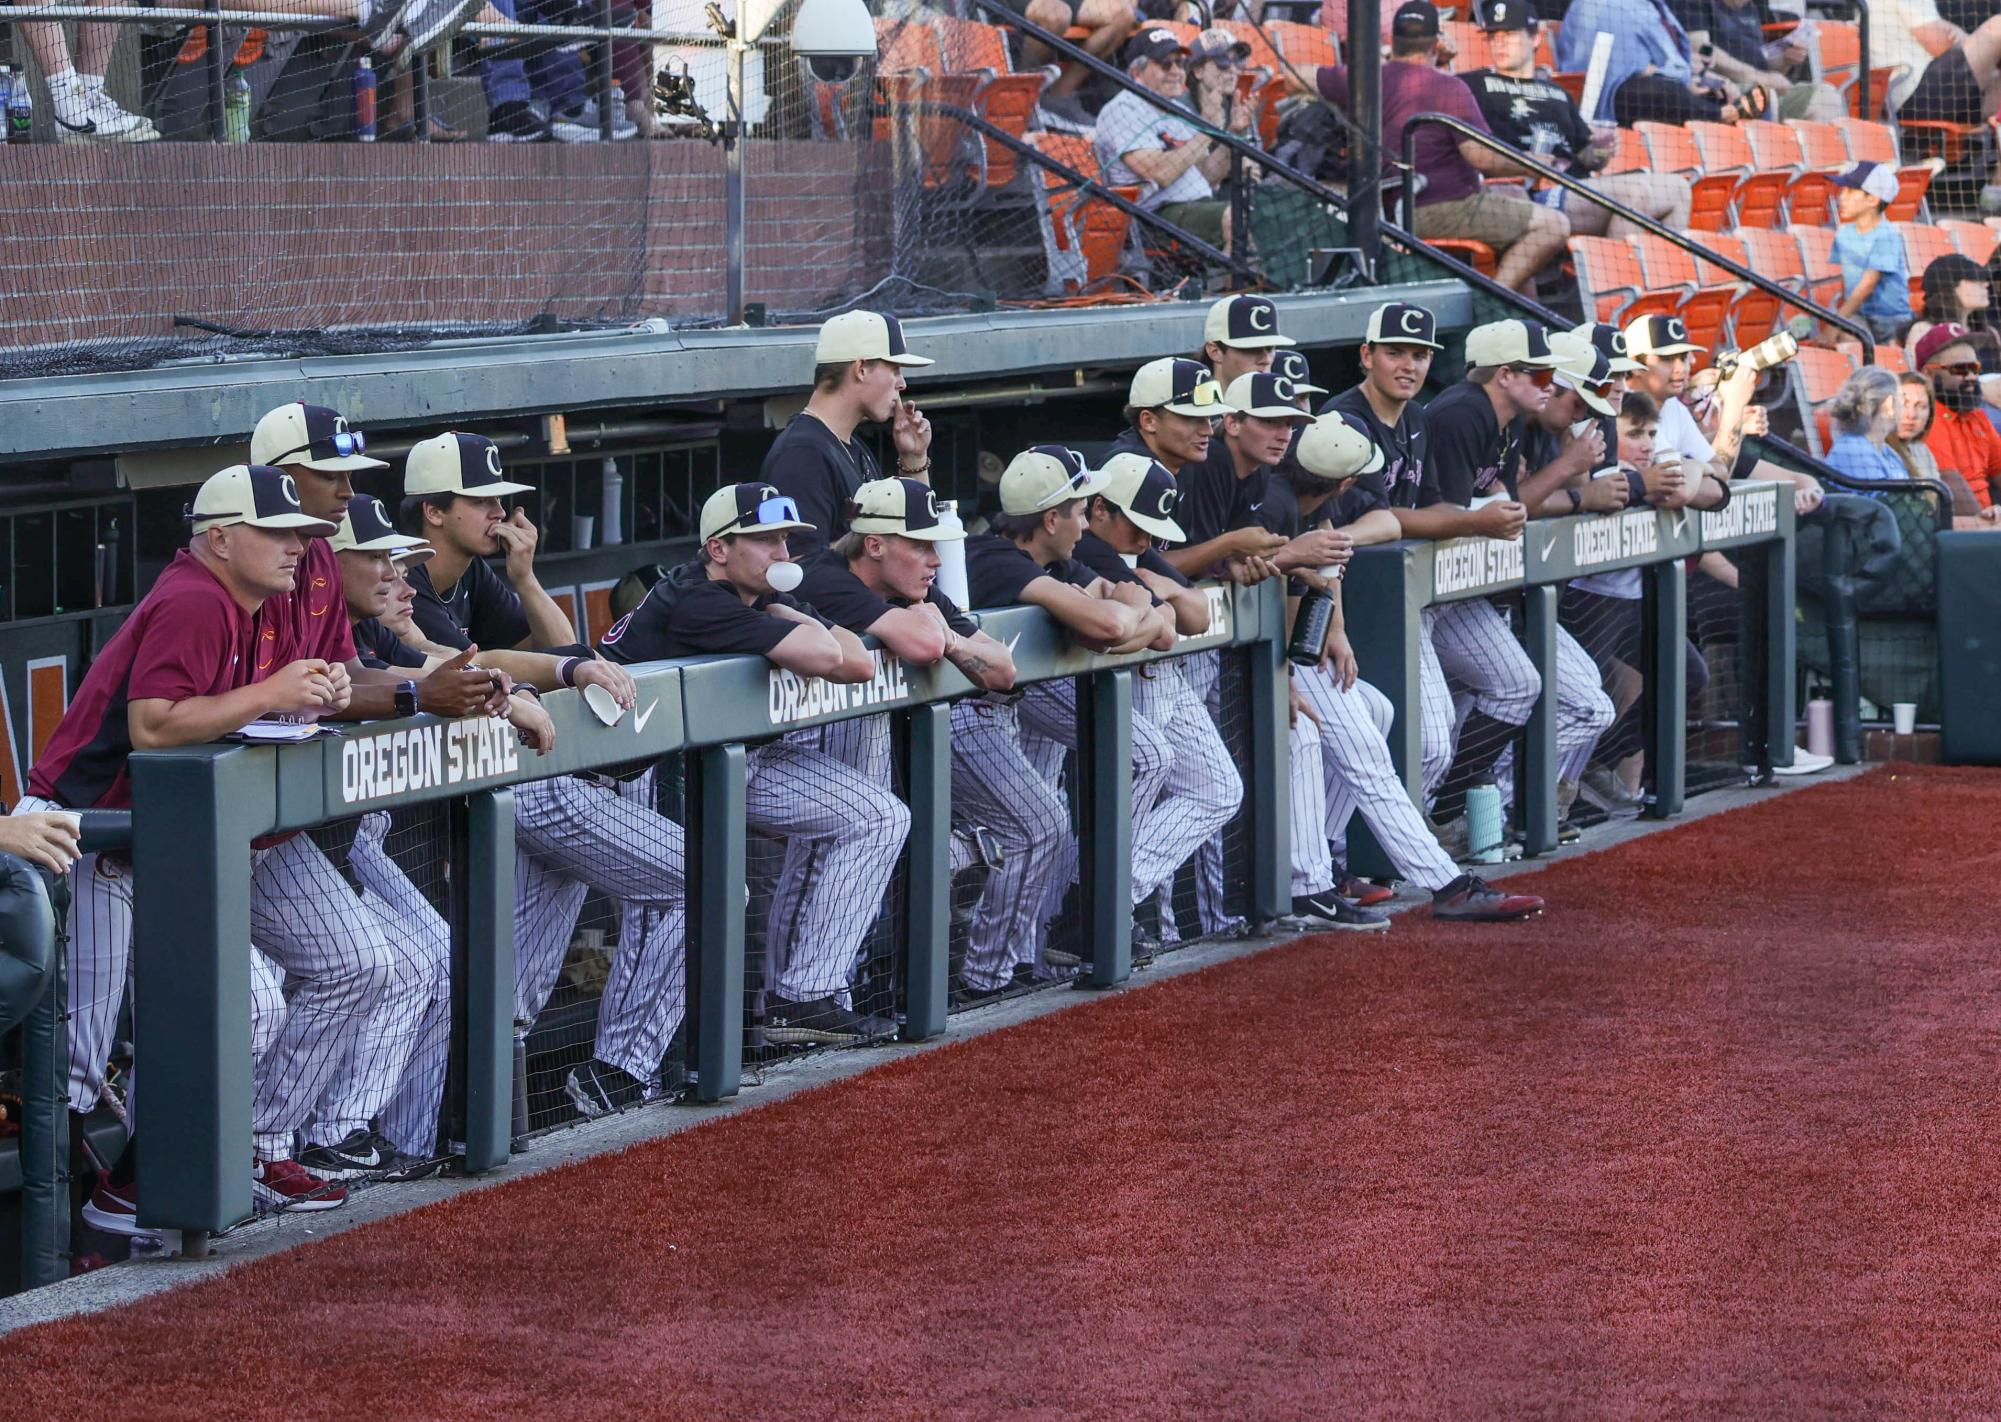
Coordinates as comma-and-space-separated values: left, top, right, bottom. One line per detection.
1831, 162, 1911, 344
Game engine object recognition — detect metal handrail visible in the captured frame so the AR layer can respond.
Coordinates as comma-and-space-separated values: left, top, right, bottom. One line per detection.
1399, 112, 1877, 363
1758, 432, 1954, 526
0, 6, 712, 42
902, 99, 1254, 282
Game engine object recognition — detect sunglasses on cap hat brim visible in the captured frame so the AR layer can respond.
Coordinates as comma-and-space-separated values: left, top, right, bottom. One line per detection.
1555, 374, 1617, 417
711, 492, 815, 540
1161, 378, 1232, 417
272, 427, 389, 473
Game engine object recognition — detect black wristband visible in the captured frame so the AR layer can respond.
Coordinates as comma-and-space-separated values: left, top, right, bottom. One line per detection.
557, 656, 583, 687
1565, 488, 1583, 514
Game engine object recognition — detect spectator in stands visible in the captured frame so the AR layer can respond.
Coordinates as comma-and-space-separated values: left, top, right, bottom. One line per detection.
1186, 27, 1260, 163
1830, 163, 1912, 345
481, 0, 636, 142
1462, 0, 1694, 238
1916, 322, 2001, 521
1866, 0, 2001, 213
1199, 294, 1293, 389
1300, 2, 1571, 296
1671, 0, 1844, 120
1097, 28, 1234, 254
1824, 366, 1909, 485
14, 13, 157, 141
1891, 372, 1946, 482
1555, 0, 1772, 125
1909, 254, 2001, 393
1017, 0, 1139, 126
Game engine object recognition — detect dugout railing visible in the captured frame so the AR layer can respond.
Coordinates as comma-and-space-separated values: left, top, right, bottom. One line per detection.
1342, 482, 1798, 878
100, 579, 1283, 1256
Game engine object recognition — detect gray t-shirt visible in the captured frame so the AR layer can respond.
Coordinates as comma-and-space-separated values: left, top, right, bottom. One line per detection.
1094, 90, 1213, 208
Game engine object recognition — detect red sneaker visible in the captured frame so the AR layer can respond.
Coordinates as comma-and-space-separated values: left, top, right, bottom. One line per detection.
1431, 874, 1544, 922
1337, 876, 1395, 908
252, 1158, 347, 1212
80, 1179, 157, 1238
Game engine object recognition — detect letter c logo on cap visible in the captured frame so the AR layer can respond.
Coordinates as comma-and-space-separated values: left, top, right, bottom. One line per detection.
1400, 308, 1425, 336
1272, 376, 1296, 402
280, 474, 301, 508
1669, 319, 1687, 342
1248, 302, 1274, 332
484, 444, 504, 480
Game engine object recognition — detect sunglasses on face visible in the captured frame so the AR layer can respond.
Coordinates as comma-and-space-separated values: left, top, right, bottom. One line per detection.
719, 493, 802, 535
1929, 362, 1982, 377
1508, 364, 1556, 388
274, 429, 367, 463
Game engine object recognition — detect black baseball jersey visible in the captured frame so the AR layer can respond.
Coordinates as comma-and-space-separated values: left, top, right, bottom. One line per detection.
964, 533, 1096, 608
1171, 441, 1251, 547
352, 617, 427, 671
406, 556, 531, 652
759, 410, 882, 564
597, 559, 830, 662
798, 557, 977, 637
1322, 384, 1429, 512
1071, 531, 1193, 601
1419, 381, 1523, 507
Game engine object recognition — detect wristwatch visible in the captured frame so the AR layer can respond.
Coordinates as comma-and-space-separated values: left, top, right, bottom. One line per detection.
394, 680, 418, 718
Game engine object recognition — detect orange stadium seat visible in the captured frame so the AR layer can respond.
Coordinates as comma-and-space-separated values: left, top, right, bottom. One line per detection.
1536, 18, 1558, 70
1637, 123, 1735, 231
872, 71, 982, 189
1603, 127, 1650, 175
1631, 232, 1733, 364
877, 17, 944, 76
1897, 114, 1996, 168
1553, 72, 1586, 105
1687, 121, 1789, 230
1695, 231, 1780, 347
1814, 20, 1900, 121
1786, 120, 1849, 225
1734, 227, 1841, 321
1430, 239, 1499, 278
1790, 344, 1859, 457
935, 15, 1011, 73
1872, 343, 1908, 373
1222, 20, 1282, 77
1269, 20, 1338, 71
1027, 131, 1140, 294
972, 72, 1049, 187
1568, 235, 1651, 325
1898, 223, 1957, 308
1441, 20, 1494, 72
1940, 218, 1999, 267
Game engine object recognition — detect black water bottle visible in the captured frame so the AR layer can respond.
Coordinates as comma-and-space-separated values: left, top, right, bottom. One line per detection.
1287, 575, 1339, 666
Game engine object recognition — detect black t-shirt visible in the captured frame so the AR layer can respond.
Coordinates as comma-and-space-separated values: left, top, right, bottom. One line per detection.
1322, 384, 1430, 512
1462, 70, 1596, 171
964, 533, 1095, 608
1105, 426, 1153, 462
406, 556, 532, 652
1071, 530, 1192, 602
1419, 381, 1522, 507
353, 617, 427, 671
759, 410, 882, 565
798, 557, 977, 637
1172, 441, 1244, 547
597, 559, 828, 663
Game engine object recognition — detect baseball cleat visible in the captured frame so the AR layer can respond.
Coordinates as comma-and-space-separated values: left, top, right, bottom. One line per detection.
761, 995, 895, 1047
1430, 874, 1544, 922
1336, 876, 1396, 908
564, 1059, 649, 1119
1290, 891, 1390, 932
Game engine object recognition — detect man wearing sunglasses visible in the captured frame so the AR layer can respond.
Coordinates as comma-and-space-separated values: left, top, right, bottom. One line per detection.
1415, 320, 1614, 837
600, 484, 909, 1048
1916, 323, 2001, 523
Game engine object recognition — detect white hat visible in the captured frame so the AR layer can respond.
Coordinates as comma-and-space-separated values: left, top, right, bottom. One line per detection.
1464, 319, 1563, 369
1833, 160, 1900, 208
1570, 321, 1644, 375
1204, 294, 1295, 349
1096, 452, 1187, 541
404, 432, 535, 498
698, 483, 816, 543
999, 445, 1110, 514
1223, 371, 1313, 419
848, 477, 960, 541
1130, 357, 1233, 417
250, 402, 388, 473
330, 495, 435, 567
814, 310, 934, 367
188, 465, 341, 536
1295, 417, 1385, 482
1623, 313, 1705, 359
1269, 349, 1327, 396
1547, 332, 1618, 418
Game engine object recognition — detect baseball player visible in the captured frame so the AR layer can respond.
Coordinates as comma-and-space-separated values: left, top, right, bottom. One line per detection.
809, 480, 1027, 998
1285, 419, 1546, 921
18, 465, 390, 1216
963, 448, 1182, 967
599, 483, 909, 1046
1418, 319, 1615, 829
1197, 293, 1295, 389
1168, 370, 1400, 926
389, 430, 577, 653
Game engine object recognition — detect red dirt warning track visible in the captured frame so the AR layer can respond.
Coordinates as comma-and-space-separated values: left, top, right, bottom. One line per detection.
6, 765, 2001, 1420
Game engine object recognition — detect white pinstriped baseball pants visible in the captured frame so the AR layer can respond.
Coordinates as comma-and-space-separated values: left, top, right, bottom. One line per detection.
949, 698, 1072, 992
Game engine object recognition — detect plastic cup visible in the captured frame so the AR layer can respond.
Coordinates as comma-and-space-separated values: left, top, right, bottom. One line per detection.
1892, 702, 1917, 736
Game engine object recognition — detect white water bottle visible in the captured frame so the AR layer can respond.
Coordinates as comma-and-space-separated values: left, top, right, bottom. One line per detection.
600, 458, 624, 545
934, 500, 970, 609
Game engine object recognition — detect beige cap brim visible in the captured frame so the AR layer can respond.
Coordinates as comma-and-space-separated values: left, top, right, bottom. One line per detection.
289, 452, 391, 473
1120, 505, 1186, 542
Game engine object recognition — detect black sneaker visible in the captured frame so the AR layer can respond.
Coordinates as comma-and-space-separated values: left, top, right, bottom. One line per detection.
564, 1059, 649, 1119
762, 995, 894, 1046
364, 1130, 443, 1181
487, 99, 552, 143
1290, 891, 1391, 932
298, 1128, 396, 1182
1431, 874, 1545, 922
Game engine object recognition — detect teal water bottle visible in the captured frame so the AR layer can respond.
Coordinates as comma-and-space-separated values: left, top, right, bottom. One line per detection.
224, 67, 251, 143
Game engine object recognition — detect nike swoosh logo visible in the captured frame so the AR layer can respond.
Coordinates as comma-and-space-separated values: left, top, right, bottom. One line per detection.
1541, 530, 1559, 560
633, 697, 659, 734
54, 116, 97, 134
1672, 511, 1689, 536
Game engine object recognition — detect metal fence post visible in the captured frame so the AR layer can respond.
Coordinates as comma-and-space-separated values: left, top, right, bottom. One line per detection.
1763, 521, 1798, 770
1344, 545, 1422, 879
1244, 583, 1290, 922
1518, 585, 1559, 854
1347, 0, 1382, 280
686, 742, 746, 1102
131, 747, 269, 1245
1642, 557, 1687, 818
10, 867, 63, 1290
898, 702, 951, 1041
1077, 668, 1133, 989
451, 788, 516, 1172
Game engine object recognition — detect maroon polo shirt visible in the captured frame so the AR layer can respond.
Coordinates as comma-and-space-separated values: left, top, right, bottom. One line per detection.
261, 536, 356, 668
29, 551, 266, 809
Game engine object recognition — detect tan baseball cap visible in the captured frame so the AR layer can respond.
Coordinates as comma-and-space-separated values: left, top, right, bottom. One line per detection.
814, 310, 934, 367
1223, 371, 1313, 420
250, 401, 388, 473
1129, 357, 1233, 417
1547, 332, 1618, 417
1096, 452, 1187, 542
848, 477, 960, 541
404, 432, 535, 498
1295, 417, 1385, 482
999, 445, 1110, 514
1464, 319, 1563, 369
698, 483, 815, 543
188, 465, 341, 536
1624, 313, 1704, 359
331, 495, 435, 566
1204, 294, 1295, 350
